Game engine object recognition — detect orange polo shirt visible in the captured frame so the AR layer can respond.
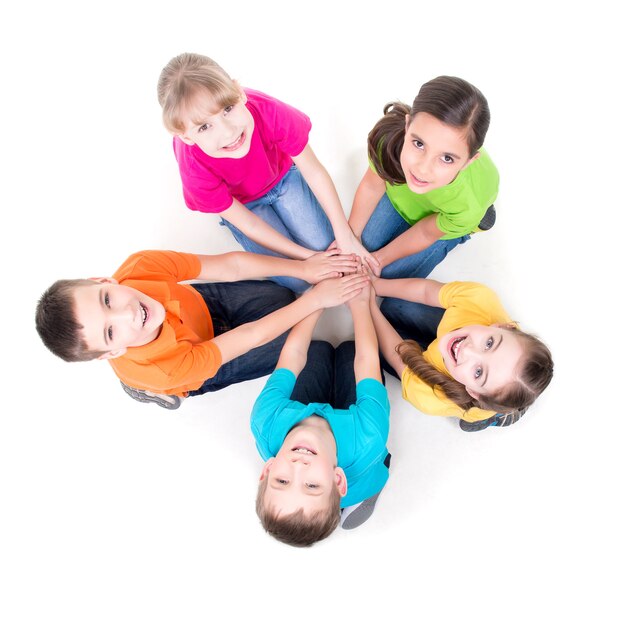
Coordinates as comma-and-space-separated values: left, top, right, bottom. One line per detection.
108, 251, 222, 396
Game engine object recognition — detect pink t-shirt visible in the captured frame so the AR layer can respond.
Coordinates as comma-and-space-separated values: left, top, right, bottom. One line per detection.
172, 88, 312, 213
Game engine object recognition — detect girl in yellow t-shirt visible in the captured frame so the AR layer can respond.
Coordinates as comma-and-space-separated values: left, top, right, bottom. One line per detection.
369, 278, 553, 431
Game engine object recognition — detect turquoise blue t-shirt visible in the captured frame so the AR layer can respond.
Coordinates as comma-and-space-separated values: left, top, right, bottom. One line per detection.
251, 369, 390, 507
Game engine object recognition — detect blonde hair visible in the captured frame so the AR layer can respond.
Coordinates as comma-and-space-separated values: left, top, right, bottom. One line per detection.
398, 327, 554, 415
255, 477, 341, 547
157, 53, 241, 134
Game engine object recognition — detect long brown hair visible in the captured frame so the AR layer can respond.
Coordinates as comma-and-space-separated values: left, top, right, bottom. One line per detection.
368, 76, 491, 185
397, 328, 554, 415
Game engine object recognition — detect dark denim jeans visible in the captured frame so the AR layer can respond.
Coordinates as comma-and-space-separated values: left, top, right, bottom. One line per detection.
378, 297, 445, 380
188, 280, 296, 395
291, 341, 379, 409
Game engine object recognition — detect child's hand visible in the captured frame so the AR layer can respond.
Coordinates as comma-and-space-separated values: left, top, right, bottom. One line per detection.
310, 273, 369, 309
302, 250, 360, 283
336, 231, 380, 274
365, 251, 384, 277
347, 270, 372, 307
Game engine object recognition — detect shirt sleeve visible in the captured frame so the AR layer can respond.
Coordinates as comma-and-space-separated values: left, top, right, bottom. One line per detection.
250, 369, 297, 457
112, 337, 223, 396
251, 89, 311, 157
113, 250, 201, 283
354, 378, 390, 442
173, 138, 234, 213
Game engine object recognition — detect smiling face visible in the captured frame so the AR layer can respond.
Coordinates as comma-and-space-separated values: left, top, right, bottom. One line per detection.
438, 325, 525, 399
178, 89, 254, 159
400, 112, 479, 193
72, 279, 166, 359
260, 417, 347, 517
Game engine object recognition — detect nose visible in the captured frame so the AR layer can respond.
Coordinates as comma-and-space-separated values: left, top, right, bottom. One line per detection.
291, 456, 310, 466
109, 303, 135, 324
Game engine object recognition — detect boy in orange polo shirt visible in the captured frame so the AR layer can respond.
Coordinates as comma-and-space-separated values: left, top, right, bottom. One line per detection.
36, 249, 365, 409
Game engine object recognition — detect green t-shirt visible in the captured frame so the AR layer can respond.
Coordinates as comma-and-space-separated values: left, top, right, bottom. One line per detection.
382, 148, 499, 240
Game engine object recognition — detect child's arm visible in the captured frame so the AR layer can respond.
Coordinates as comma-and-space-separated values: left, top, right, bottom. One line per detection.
368, 298, 406, 379
220, 199, 314, 260
348, 276, 382, 383
292, 146, 379, 269
197, 250, 359, 285
275, 310, 323, 376
348, 168, 387, 240
371, 215, 444, 276
211, 273, 368, 365
371, 275, 444, 307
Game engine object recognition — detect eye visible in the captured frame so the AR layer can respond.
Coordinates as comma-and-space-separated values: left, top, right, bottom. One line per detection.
107, 326, 113, 341
198, 123, 209, 133
305, 483, 319, 489
104, 292, 110, 308
441, 154, 455, 164
485, 336, 494, 350
412, 139, 424, 150
474, 366, 483, 380
276, 478, 288, 485
224, 104, 234, 114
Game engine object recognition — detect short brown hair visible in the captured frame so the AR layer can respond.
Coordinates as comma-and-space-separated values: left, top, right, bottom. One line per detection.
157, 52, 241, 134
35, 279, 107, 362
255, 477, 341, 547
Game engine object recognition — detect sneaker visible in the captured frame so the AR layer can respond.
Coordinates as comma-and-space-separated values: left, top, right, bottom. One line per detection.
340, 492, 380, 530
477, 205, 496, 231
120, 381, 182, 410
459, 407, 527, 432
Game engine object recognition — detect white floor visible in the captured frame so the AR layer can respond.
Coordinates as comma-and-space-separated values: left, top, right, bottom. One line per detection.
2, 2, 624, 624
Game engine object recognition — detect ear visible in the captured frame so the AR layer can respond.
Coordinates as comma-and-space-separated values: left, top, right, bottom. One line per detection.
461, 151, 481, 171
89, 277, 118, 285
259, 458, 274, 481
335, 467, 348, 497
177, 134, 196, 146
465, 387, 480, 400
97, 347, 127, 360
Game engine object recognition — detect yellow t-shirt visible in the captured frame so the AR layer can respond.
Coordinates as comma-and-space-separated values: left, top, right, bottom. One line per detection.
401, 282, 516, 421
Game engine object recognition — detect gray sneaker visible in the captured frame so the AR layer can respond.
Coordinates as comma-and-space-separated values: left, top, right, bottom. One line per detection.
459, 406, 528, 432
120, 381, 182, 410
340, 492, 381, 530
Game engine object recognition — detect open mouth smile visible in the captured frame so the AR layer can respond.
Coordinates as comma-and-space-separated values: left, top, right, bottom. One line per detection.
291, 446, 317, 455
448, 336, 465, 363
221, 132, 245, 151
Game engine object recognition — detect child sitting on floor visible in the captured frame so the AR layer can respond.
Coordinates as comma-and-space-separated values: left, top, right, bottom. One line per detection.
36, 249, 363, 409
251, 276, 390, 547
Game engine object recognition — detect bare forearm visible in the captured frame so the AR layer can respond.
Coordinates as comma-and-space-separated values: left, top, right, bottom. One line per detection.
372, 276, 444, 306
276, 310, 323, 375
198, 252, 305, 282
369, 302, 405, 378
349, 169, 386, 238
350, 301, 381, 382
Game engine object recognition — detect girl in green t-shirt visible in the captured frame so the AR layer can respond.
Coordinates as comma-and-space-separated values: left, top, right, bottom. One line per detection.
349, 76, 499, 279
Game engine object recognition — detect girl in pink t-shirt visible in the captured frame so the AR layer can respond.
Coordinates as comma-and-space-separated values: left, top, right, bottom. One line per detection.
157, 53, 375, 292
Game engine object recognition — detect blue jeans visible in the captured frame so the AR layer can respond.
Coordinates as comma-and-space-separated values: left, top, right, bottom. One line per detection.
361, 193, 469, 278
377, 297, 445, 380
221, 165, 335, 293
188, 280, 296, 395
291, 341, 382, 409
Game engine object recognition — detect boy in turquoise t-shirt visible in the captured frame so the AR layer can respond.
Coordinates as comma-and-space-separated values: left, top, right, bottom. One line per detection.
251, 278, 390, 547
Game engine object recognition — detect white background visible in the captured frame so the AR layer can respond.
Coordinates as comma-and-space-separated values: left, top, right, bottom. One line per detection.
1, 1, 624, 624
